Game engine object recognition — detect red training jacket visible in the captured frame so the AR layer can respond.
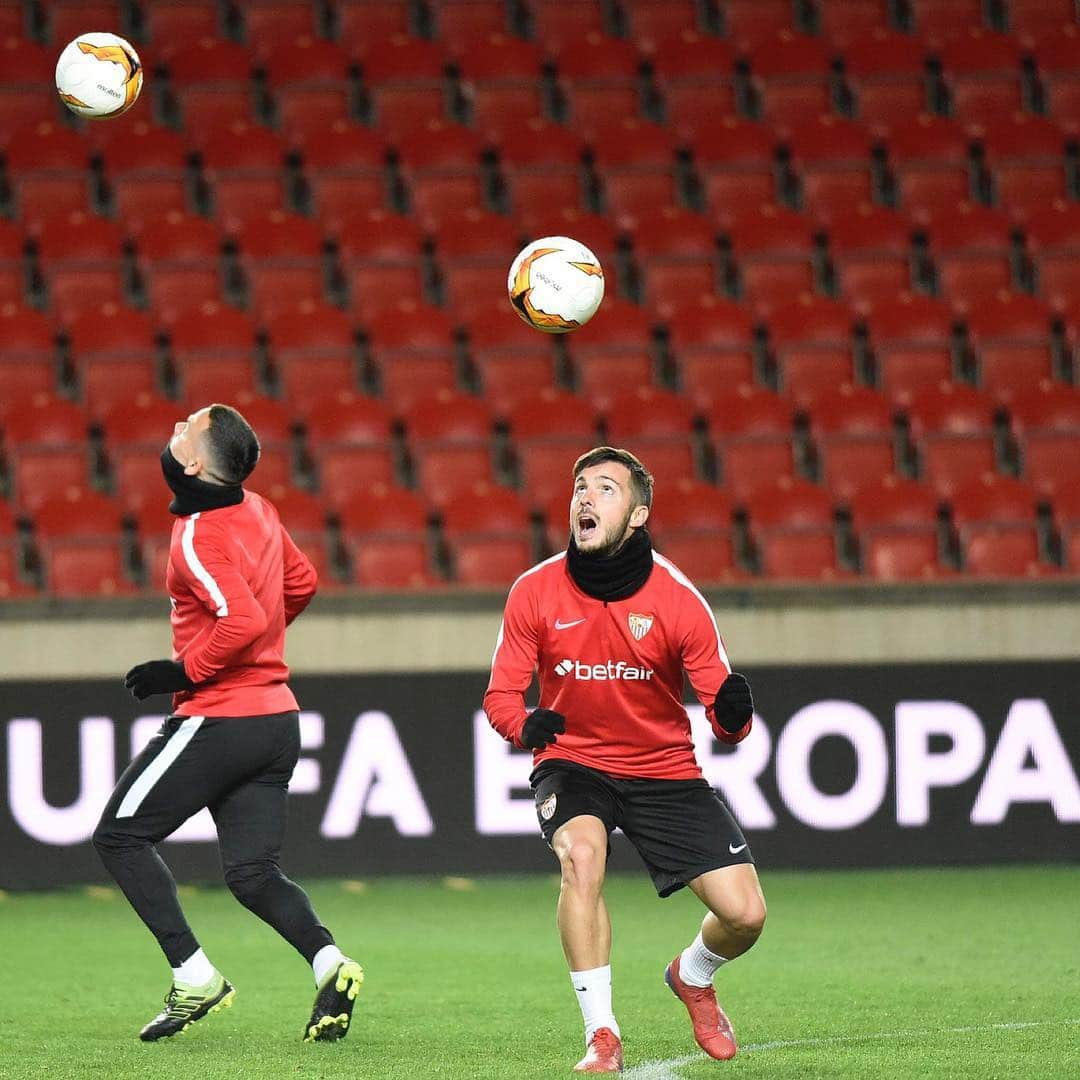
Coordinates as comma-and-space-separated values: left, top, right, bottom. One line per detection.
484, 550, 750, 780
166, 491, 317, 716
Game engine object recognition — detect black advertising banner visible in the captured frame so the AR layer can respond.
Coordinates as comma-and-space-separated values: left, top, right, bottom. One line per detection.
1, 663, 1077, 890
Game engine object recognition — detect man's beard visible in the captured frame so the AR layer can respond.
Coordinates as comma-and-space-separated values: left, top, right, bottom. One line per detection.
578, 510, 634, 558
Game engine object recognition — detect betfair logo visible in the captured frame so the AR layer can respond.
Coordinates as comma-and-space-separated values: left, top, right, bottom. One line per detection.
553, 659, 654, 681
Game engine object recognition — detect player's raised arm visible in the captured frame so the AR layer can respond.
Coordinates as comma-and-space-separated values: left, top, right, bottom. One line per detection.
281, 524, 318, 625
483, 572, 544, 748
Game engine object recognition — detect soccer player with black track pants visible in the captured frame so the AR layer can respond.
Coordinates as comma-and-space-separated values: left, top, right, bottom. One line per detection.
93, 404, 363, 1043
484, 447, 765, 1073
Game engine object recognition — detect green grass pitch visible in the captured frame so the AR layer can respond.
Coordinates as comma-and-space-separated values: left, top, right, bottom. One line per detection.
2, 866, 1077, 1078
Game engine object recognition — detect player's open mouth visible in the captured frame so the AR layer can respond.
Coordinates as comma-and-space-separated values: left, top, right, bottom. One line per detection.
577, 515, 598, 541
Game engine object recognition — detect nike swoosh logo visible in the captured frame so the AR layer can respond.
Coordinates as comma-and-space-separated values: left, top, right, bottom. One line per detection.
729, 842, 748, 855
554, 618, 586, 630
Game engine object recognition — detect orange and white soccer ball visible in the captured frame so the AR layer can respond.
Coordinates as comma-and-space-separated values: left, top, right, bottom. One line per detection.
508, 236, 605, 333
55, 32, 143, 119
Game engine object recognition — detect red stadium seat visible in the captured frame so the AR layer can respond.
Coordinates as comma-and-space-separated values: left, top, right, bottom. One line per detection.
397, 121, 490, 226
67, 305, 160, 418
861, 526, 948, 579
623, 0, 705, 47
602, 387, 698, 483
768, 297, 859, 409
723, 205, 820, 317
937, 30, 1025, 125
590, 118, 682, 223
521, 208, 622, 273
240, 2, 318, 57
359, 37, 452, 136
442, 482, 535, 586
511, 390, 600, 507
32, 488, 126, 539
167, 39, 257, 130
722, 0, 797, 50
432, 2, 512, 53
198, 122, 290, 232
976, 115, 1072, 223
136, 211, 226, 320
648, 33, 737, 136
142, 2, 221, 54
849, 474, 941, 530
745, 477, 835, 531
262, 487, 328, 536
865, 295, 958, 406
1009, 0, 1080, 41
569, 345, 656, 414
4, 395, 91, 513
690, 119, 780, 224
300, 122, 391, 229
42, 539, 138, 597
336, 1, 413, 48
842, 31, 929, 129
36, 212, 128, 324
648, 478, 743, 581
757, 526, 844, 580
1008, 381, 1080, 495
747, 32, 837, 135
169, 303, 261, 404
555, 34, 644, 129
788, 116, 878, 225
0, 41, 60, 147
432, 208, 524, 314
926, 203, 1019, 312
664, 298, 756, 410
817, 0, 892, 47
906, 382, 999, 498
886, 116, 978, 225
1024, 202, 1080, 312
346, 535, 440, 588
0, 219, 26, 306
961, 523, 1047, 577
263, 37, 352, 141
102, 392, 185, 449
808, 384, 898, 501
655, 530, 742, 583
234, 211, 327, 319
44, 3, 122, 46
0, 306, 58, 411
950, 473, 1039, 527
1030, 32, 1080, 123
530, 0, 609, 50
454, 34, 546, 137
338, 483, 430, 535
495, 120, 589, 216
100, 122, 190, 228
910, 0, 990, 40
709, 386, 797, 501
336, 208, 426, 318
828, 205, 917, 313
965, 294, 1058, 403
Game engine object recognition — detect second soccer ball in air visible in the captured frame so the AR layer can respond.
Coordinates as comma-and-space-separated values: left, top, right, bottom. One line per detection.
508, 236, 605, 333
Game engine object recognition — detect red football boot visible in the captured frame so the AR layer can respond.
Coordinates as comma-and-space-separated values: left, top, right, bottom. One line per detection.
664, 955, 737, 1060
574, 1027, 624, 1073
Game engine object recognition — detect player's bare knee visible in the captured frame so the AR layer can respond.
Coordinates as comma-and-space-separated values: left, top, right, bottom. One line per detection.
558, 839, 605, 895
722, 893, 767, 942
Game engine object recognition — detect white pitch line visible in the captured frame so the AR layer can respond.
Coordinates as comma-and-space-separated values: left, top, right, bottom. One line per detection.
623, 1017, 1080, 1079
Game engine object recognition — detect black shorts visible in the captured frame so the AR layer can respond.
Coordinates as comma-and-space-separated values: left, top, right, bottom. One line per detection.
531, 759, 753, 898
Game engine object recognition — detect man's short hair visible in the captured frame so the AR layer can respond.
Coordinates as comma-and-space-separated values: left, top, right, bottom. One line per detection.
572, 446, 654, 509
206, 404, 260, 485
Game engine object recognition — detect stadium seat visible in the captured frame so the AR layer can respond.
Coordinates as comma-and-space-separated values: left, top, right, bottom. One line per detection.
1008, 381, 1080, 495
554, 34, 645, 129
567, 343, 656, 415
817, 0, 893, 47
98, 122, 191, 228
756, 525, 844, 580
965, 293, 1058, 403
141, 2, 221, 53
44, 2, 122, 46
0, 219, 26, 307
166, 39, 258, 130
495, 119, 589, 216
950, 473, 1040, 527
134, 211, 226, 321
976, 115, 1073, 223
336, 1, 413, 47
708, 386, 797, 501
432, 208, 524, 314
510, 390, 600, 507
961, 522, 1047, 576
302, 388, 395, 498
663, 298, 756, 410
886, 116, 980, 225
623, 0, 705, 47
453, 34, 546, 137
723, 205, 821, 316
629, 206, 720, 315
648, 476, 743, 582
926, 203, 1020, 312
910, 0, 991, 39
865, 295, 959, 406
67, 305, 160, 419
263, 38, 352, 143
768, 297, 859, 409
590, 118, 682, 222
690, 119, 780, 224
721, 0, 798, 50
3, 395, 91, 513
828, 205, 917, 313
267, 304, 361, 418
841, 31, 930, 129
529, 0, 610, 50
0, 39, 59, 146
335, 208, 427, 318
648, 33, 737, 135
404, 390, 497, 507
0, 306, 58, 411
169, 303, 261, 404
521, 208, 622, 273
602, 386, 699, 483
396, 121, 490, 225
849, 474, 946, 579
35, 212, 129, 325
747, 32, 837, 135
1024, 202, 1080, 312
1008, 0, 1080, 42
7, 121, 94, 234
907, 382, 1000, 498
32, 488, 125, 540
339, 483, 439, 588
442, 482, 535, 586
299, 123, 391, 230
41, 538, 138, 597
432, 1, 513, 52
234, 211, 328, 319
655, 530, 742, 582
198, 122, 291, 232
1031, 32, 1080, 122
358, 36, 452, 135
937, 29, 1026, 125
808, 384, 899, 501
788, 116, 879, 225
240, 2, 319, 56
850, 473, 941, 529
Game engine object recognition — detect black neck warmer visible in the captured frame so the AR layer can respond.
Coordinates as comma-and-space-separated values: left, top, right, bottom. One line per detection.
566, 526, 654, 602
161, 446, 244, 517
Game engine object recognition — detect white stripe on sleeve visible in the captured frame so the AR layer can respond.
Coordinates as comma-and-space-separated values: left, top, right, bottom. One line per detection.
181, 513, 228, 615
116, 717, 204, 818
652, 551, 732, 670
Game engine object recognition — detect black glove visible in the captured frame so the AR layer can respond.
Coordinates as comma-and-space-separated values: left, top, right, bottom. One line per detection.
520, 707, 566, 750
123, 659, 196, 701
714, 672, 754, 734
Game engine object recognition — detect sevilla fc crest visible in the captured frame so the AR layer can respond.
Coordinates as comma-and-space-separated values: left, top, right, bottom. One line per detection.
628, 612, 654, 641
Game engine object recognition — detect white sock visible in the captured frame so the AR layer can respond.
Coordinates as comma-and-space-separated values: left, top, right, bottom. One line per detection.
569, 965, 620, 1044
679, 932, 729, 989
312, 944, 346, 987
172, 948, 216, 987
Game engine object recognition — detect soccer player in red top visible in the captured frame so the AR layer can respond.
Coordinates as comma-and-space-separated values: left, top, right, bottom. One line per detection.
93, 405, 362, 1044
485, 447, 765, 1072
